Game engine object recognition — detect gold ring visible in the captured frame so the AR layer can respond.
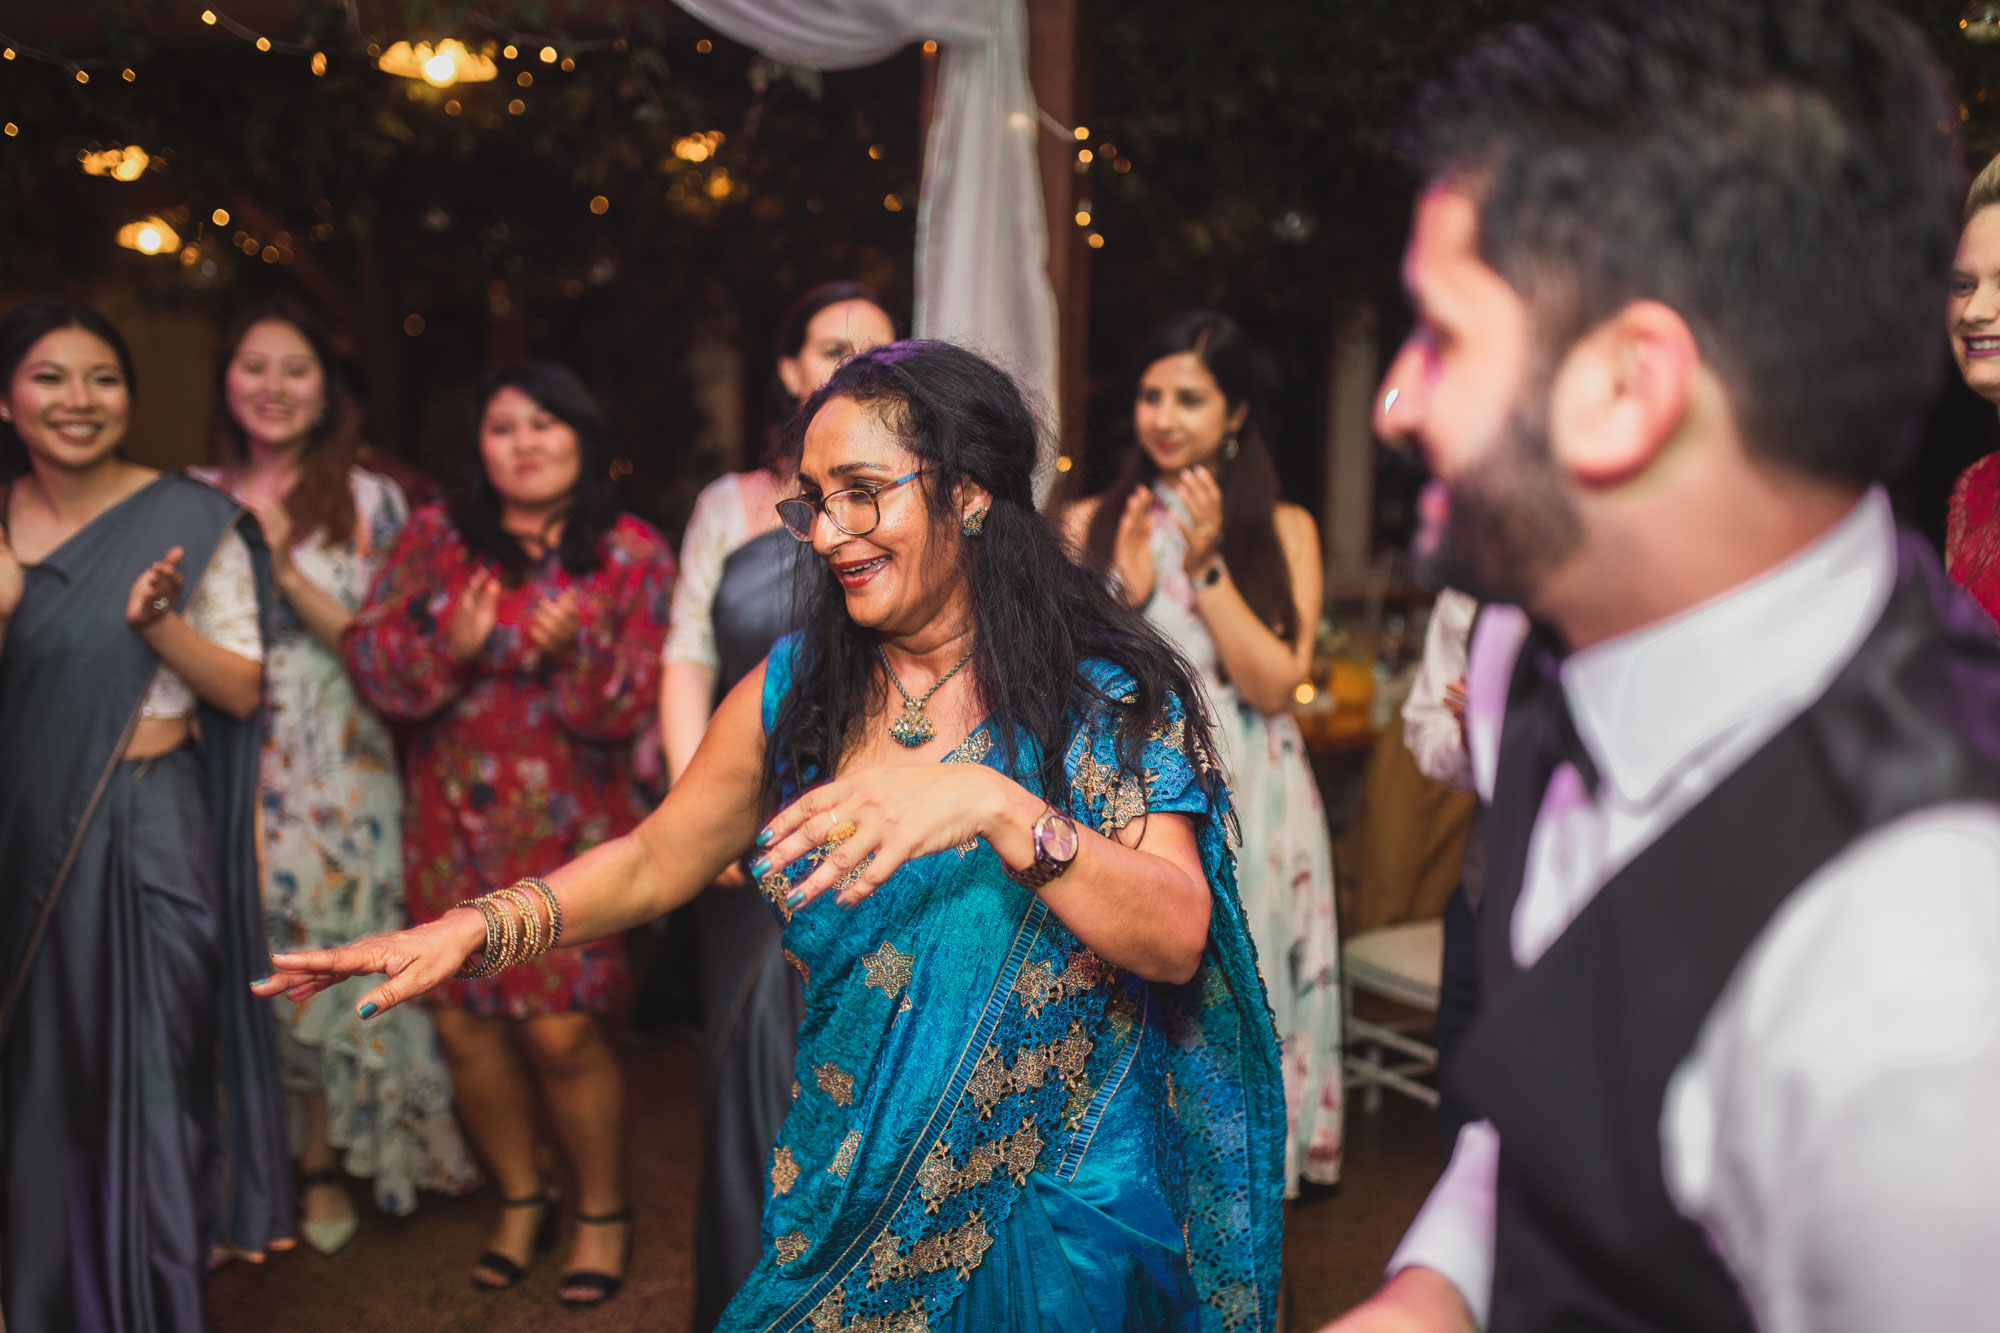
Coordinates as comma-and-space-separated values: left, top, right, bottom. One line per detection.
826, 819, 858, 844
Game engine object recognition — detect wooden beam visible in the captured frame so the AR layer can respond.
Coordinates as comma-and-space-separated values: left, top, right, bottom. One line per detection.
1025, 0, 1089, 481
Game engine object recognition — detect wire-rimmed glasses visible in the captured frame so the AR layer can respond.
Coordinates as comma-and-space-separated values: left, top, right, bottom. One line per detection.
774, 470, 926, 541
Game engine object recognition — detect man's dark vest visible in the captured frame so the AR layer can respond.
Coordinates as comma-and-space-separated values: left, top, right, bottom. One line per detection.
1448, 533, 2000, 1331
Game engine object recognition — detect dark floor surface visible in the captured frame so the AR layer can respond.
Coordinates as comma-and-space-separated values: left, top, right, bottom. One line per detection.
207, 1026, 1439, 1332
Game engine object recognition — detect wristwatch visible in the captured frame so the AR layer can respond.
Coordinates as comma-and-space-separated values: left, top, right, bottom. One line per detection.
1005, 806, 1080, 890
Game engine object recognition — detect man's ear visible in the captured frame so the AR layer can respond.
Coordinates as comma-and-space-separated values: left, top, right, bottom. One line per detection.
1548, 299, 1698, 488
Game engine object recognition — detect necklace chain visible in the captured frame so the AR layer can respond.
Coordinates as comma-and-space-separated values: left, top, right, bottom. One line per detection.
878, 644, 974, 747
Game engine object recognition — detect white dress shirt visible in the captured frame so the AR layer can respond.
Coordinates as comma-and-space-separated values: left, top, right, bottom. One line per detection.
1403, 588, 1479, 793
1388, 490, 2000, 1331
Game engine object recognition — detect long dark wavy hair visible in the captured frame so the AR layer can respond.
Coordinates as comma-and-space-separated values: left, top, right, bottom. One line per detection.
1084, 311, 1299, 644
758, 281, 890, 468
449, 360, 622, 582
764, 339, 1226, 824
0, 299, 137, 485
207, 297, 364, 546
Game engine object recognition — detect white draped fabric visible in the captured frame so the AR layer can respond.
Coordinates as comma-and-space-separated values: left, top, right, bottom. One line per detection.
674, 0, 1062, 497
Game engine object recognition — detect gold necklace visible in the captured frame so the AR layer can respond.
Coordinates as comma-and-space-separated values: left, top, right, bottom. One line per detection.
878, 643, 974, 748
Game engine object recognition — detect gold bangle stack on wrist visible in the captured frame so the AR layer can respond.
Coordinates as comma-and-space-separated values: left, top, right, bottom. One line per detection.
455, 876, 565, 978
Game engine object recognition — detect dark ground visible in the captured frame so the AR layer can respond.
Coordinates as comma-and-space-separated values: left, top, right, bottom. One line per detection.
207, 1024, 1439, 1332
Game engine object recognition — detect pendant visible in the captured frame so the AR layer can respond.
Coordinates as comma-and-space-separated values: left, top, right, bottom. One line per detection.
889, 704, 936, 748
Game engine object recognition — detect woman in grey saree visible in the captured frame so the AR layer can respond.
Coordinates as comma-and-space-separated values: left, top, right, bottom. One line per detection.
0, 301, 292, 1333
267, 340, 1285, 1331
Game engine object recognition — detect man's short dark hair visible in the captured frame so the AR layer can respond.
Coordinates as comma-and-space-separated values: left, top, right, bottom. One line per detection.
1405, 0, 1965, 484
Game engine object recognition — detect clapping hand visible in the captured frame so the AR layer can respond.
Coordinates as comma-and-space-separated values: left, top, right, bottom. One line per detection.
1111, 485, 1156, 608
526, 588, 582, 661
447, 568, 501, 664
239, 493, 294, 580
126, 546, 185, 629
1172, 465, 1224, 576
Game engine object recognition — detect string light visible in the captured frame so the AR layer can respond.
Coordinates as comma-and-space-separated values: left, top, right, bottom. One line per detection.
673, 131, 723, 162
192, 7, 314, 57
1074, 209, 1091, 226
3, 124, 16, 138
539, 45, 557, 63
310, 52, 326, 76
868, 143, 884, 160
696, 39, 713, 53
1087, 232, 1104, 249
884, 194, 905, 212
589, 194, 609, 214
117, 216, 182, 256
1056, 455, 1074, 473
1072, 125, 1089, 140
507, 98, 525, 115
560, 56, 575, 71
377, 40, 496, 88
923, 40, 938, 54
211, 208, 229, 225
503, 44, 518, 59
80, 144, 151, 181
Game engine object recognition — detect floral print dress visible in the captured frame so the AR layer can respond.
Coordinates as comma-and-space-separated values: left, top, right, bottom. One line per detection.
191, 465, 478, 1215
1142, 491, 1344, 1195
346, 504, 675, 1017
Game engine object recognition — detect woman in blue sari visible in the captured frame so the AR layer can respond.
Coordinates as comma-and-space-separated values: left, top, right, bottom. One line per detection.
264, 340, 1285, 1330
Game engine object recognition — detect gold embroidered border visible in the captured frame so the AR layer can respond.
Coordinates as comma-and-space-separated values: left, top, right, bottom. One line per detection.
1071, 752, 1148, 833
1011, 947, 1109, 1018
776, 1230, 809, 1265
964, 1022, 1093, 1119
915, 1115, 1044, 1214
806, 1283, 928, 1333
865, 1211, 994, 1290
771, 1145, 800, 1196
785, 948, 811, 988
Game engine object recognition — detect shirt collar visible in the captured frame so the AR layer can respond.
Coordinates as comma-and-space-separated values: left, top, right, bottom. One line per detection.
1561, 488, 1896, 810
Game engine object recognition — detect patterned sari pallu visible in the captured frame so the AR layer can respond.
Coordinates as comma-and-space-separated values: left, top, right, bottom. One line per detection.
721, 639, 1285, 1333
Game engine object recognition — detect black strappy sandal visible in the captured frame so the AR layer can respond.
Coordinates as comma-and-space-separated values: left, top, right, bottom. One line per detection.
471, 1183, 560, 1290
558, 1207, 633, 1309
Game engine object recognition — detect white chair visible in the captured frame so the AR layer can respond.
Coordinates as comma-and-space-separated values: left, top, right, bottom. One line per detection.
1342, 918, 1443, 1111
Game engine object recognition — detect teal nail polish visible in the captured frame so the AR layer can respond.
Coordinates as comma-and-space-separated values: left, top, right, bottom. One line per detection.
784, 888, 806, 909
755, 827, 775, 848
250, 974, 270, 987
358, 1001, 379, 1020
751, 856, 772, 879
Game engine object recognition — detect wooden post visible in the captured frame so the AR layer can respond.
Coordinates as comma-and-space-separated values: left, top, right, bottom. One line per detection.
1324, 304, 1380, 600
1026, 0, 1089, 479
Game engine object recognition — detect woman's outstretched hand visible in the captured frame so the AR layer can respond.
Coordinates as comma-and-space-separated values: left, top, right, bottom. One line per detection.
752, 761, 1035, 912
253, 909, 488, 1019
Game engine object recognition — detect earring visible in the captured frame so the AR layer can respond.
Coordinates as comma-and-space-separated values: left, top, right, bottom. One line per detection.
962, 509, 987, 537
1222, 434, 1240, 462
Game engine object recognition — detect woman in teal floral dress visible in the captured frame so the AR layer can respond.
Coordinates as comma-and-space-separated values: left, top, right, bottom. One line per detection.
345, 361, 674, 1306
270, 341, 1284, 1331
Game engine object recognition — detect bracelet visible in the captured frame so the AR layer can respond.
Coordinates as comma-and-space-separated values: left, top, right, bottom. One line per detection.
494, 887, 542, 962
521, 876, 564, 951
454, 898, 501, 978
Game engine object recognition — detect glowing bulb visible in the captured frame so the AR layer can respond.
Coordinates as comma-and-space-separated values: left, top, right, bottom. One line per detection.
1087, 232, 1104, 249
1073, 125, 1089, 140
539, 45, 557, 63
311, 52, 327, 75
3, 124, 17, 138
75, 70, 89, 84
201, 9, 216, 23
923, 40, 938, 54
1293, 682, 1318, 705
589, 195, 609, 214
503, 44, 518, 59
696, 39, 713, 53
1074, 210, 1091, 226
1055, 455, 1074, 473
255, 37, 272, 52
212, 208, 229, 225
422, 51, 457, 85
138, 227, 162, 253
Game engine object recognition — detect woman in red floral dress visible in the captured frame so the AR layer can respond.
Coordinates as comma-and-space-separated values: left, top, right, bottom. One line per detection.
346, 361, 673, 1307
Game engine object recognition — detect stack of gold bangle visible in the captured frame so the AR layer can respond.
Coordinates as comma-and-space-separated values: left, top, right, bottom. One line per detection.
454, 876, 564, 978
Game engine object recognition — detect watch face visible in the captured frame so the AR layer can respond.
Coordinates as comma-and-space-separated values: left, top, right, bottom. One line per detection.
1037, 811, 1080, 863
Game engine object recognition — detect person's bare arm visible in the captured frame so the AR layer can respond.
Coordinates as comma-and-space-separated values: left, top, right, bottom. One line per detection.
1194, 503, 1321, 715
661, 658, 720, 785
260, 660, 773, 1015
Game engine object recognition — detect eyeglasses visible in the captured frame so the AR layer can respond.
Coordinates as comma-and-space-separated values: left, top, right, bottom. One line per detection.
775, 470, 926, 541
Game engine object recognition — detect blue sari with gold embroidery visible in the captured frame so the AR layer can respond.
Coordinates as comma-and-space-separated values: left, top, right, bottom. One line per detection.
719, 637, 1284, 1332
